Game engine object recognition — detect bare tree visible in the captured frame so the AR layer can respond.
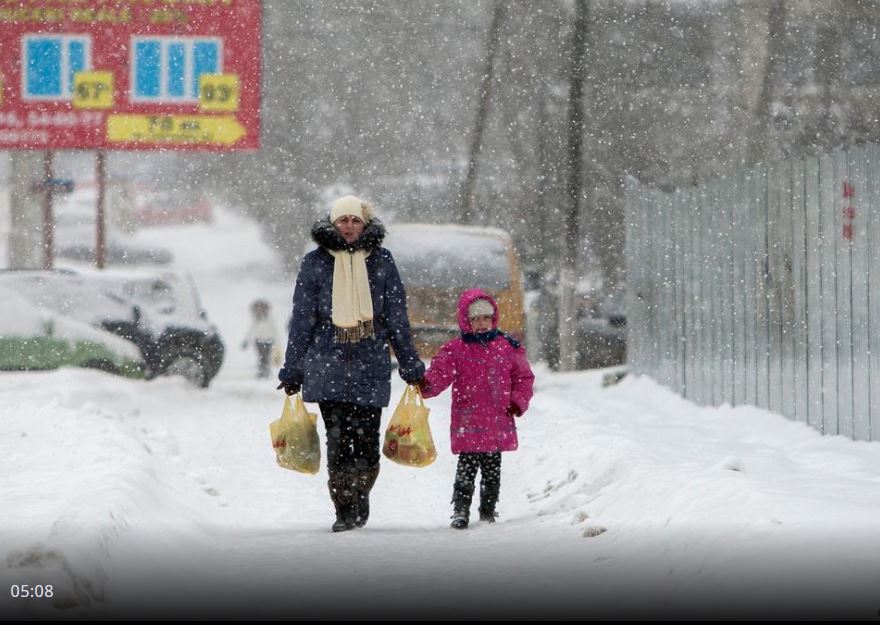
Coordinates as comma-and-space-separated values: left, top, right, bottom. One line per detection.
456, 0, 504, 223
746, 0, 787, 165
559, 0, 591, 372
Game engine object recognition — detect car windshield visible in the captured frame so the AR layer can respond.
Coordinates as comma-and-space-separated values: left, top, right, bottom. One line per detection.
106, 273, 205, 323
384, 226, 510, 291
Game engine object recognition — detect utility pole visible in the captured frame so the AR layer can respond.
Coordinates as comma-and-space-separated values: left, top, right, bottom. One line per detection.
559, 0, 590, 372
41, 150, 54, 270
96, 150, 107, 269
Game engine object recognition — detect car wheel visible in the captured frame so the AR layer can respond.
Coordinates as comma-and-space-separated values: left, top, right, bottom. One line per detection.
164, 351, 209, 388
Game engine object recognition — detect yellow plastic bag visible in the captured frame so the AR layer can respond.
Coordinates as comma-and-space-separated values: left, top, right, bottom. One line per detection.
382, 385, 436, 468
269, 394, 321, 474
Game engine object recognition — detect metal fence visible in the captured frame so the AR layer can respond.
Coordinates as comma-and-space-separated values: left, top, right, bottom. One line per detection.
625, 144, 880, 442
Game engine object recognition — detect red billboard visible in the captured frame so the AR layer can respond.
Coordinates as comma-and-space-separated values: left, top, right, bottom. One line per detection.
0, 0, 261, 151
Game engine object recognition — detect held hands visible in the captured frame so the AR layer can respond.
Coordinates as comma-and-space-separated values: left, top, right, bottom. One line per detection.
505, 403, 522, 418
276, 380, 301, 396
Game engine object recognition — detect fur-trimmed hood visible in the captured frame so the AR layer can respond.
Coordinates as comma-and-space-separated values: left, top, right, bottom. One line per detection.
311, 218, 386, 252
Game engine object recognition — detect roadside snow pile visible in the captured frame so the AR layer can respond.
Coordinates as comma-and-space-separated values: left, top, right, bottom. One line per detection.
0, 371, 213, 618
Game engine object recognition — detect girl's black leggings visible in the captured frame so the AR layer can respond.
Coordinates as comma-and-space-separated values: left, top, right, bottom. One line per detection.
454, 451, 502, 489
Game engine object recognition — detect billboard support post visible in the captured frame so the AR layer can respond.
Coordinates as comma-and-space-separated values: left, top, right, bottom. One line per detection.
95, 150, 106, 269
41, 150, 53, 270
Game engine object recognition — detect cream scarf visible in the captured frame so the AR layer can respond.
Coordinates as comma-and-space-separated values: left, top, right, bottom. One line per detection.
329, 249, 374, 342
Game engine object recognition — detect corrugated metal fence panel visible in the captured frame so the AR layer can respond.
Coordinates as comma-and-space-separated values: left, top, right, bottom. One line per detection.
834, 149, 855, 439
868, 144, 880, 441
667, 189, 682, 391
767, 159, 786, 416
818, 153, 839, 436
648, 187, 661, 378
731, 171, 748, 406
624, 177, 644, 376
849, 146, 871, 441
781, 159, 799, 421
696, 184, 712, 405
627, 183, 640, 376
672, 188, 687, 395
790, 158, 809, 424
741, 168, 759, 408
658, 189, 675, 389
682, 185, 698, 400
634, 186, 647, 375
645, 187, 660, 380
706, 179, 722, 405
803, 157, 824, 431
719, 175, 736, 405
753, 164, 771, 411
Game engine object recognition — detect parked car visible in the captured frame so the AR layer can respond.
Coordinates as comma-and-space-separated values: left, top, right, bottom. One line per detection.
530, 284, 627, 370
0, 285, 143, 377
0, 269, 224, 387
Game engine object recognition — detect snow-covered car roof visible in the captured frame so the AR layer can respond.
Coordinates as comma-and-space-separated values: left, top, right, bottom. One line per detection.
383, 223, 513, 291
0, 268, 213, 335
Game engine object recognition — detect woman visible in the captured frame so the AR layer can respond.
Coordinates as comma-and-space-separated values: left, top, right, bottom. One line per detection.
277, 195, 425, 532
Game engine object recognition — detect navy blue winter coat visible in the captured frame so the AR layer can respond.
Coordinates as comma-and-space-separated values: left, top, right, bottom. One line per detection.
278, 218, 425, 407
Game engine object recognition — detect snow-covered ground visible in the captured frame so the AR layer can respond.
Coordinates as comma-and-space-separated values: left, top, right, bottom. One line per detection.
3, 209, 880, 619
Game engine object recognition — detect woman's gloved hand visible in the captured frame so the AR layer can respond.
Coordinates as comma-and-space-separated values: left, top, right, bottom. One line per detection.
276, 380, 301, 396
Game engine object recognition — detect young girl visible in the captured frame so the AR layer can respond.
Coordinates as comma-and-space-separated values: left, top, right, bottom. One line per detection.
418, 288, 535, 529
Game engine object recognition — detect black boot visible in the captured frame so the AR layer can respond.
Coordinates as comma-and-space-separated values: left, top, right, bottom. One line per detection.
450, 480, 474, 530
328, 469, 356, 532
478, 482, 500, 523
353, 465, 380, 528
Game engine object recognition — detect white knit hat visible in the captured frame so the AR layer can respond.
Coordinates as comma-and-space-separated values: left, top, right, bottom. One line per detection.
468, 298, 494, 319
330, 195, 373, 223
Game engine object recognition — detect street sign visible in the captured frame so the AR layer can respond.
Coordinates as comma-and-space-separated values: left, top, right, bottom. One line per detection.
0, 0, 261, 151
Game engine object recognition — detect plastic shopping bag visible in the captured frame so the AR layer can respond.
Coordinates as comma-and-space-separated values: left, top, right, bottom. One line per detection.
382, 385, 436, 468
269, 394, 321, 474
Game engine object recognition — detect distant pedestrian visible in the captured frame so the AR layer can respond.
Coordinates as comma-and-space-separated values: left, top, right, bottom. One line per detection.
242, 299, 280, 379
277, 195, 425, 532
418, 289, 535, 529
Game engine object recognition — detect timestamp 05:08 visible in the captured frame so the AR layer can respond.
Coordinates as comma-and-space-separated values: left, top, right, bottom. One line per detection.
9, 584, 54, 599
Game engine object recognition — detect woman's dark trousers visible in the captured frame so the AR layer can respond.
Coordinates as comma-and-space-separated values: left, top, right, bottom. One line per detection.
319, 401, 382, 532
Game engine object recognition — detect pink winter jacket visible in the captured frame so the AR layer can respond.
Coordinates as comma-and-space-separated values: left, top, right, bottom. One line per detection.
420, 289, 535, 454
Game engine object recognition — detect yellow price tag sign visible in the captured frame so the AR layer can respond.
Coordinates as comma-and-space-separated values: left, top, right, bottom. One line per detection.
73, 71, 114, 109
107, 114, 246, 146
199, 74, 239, 112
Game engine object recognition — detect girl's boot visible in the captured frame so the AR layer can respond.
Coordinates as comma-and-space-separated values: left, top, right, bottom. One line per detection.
478, 482, 500, 523
450, 480, 474, 529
